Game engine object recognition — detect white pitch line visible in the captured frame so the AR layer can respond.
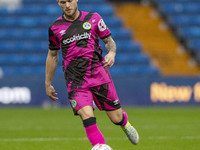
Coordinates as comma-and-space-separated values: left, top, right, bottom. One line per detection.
0, 137, 127, 142
0, 136, 200, 142
1, 137, 88, 142
181, 136, 200, 139
147, 136, 200, 140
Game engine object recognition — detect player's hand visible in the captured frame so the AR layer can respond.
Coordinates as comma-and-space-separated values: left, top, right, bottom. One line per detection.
45, 85, 59, 101
104, 51, 116, 68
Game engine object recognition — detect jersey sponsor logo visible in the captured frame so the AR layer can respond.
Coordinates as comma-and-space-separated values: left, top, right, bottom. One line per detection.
98, 19, 107, 32
83, 22, 91, 30
71, 99, 77, 108
63, 32, 91, 44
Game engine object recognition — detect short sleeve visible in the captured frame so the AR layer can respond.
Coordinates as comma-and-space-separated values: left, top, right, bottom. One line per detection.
95, 13, 111, 39
48, 26, 60, 50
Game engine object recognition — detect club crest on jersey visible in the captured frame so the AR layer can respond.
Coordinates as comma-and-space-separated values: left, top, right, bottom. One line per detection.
71, 100, 77, 108
83, 22, 91, 30
98, 19, 107, 32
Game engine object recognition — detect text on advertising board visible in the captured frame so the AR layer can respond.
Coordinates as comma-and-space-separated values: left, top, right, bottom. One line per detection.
151, 82, 200, 103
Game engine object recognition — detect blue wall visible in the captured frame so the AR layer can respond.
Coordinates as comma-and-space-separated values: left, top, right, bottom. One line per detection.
0, 75, 200, 107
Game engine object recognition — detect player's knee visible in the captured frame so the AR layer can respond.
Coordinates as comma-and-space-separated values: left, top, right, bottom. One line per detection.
80, 113, 94, 120
110, 115, 123, 125
106, 109, 124, 125
77, 106, 94, 120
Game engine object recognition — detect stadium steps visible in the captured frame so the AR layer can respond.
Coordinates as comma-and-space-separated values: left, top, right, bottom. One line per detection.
114, 2, 200, 76
153, 0, 200, 64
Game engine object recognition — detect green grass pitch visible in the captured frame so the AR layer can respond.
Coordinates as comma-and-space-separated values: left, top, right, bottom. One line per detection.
0, 106, 200, 150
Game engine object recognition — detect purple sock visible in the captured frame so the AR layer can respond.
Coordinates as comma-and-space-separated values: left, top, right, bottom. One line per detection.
85, 123, 105, 146
122, 110, 128, 127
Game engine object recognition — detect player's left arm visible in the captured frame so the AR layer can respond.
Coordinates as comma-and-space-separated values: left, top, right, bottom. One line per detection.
102, 35, 117, 68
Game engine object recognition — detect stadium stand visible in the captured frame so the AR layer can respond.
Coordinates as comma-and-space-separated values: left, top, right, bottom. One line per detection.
0, 0, 159, 77
152, 0, 200, 64
114, 0, 200, 75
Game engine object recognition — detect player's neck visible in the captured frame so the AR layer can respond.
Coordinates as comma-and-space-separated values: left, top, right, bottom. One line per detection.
64, 10, 80, 22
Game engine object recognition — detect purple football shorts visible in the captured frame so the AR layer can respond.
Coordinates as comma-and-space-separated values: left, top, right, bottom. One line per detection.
68, 81, 121, 115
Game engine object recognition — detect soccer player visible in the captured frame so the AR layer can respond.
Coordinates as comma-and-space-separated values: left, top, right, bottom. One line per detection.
45, 0, 139, 147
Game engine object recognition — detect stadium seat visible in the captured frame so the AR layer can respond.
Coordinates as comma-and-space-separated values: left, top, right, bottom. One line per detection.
110, 28, 132, 41
2, 67, 46, 75
0, 41, 47, 52
0, 7, 7, 15
152, 0, 199, 3
0, 54, 46, 66
196, 52, 200, 62
0, 16, 121, 28
100, 41, 142, 53
22, 0, 106, 4
110, 65, 159, 76
115, 53, 150, 65
0, 29, 47, 40
168, 15, 200, 27
159, 4, 200, 15
4, 4, 113, 17
187, 39, 200, 52
178, 27, 200, 39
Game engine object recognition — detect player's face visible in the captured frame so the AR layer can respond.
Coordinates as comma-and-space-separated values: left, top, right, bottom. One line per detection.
58, 0, 78, 19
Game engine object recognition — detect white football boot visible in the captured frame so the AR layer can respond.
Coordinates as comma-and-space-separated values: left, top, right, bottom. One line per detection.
121, 121, 139, 145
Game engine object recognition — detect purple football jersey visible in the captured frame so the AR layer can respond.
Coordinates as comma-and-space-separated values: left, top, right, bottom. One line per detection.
49, 11, 112, 92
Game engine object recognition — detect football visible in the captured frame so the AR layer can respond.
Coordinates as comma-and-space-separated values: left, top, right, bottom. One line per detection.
91, 144, 113, 150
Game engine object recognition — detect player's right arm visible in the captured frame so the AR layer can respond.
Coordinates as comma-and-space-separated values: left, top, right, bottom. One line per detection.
45, 49, 59, 101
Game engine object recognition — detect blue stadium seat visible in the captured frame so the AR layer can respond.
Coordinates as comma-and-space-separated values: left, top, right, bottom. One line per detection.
2, 67, 45, 75
116, 41, 142, 53
2, 65, 159, 76
0, 4, 112, 17
79, 4, 114, 17
0, 16, 122, 28
0, 7, 8, 15
153, 0, 200, 3
178, 27, 200, 39
110, 28, 132, 41
115, 53, 150, 65
0, 54, 46, 66
0, 41, 47, 52
104, 17, 123, 28
0, 29, 47, 40
0, 53, 150, 66
168, 15, 200, 27
110, 65, 159, 76
196, 52, 200, 62
159, 4, 200, 15
22, 0, 106, 4
100, 40, 142, 53
187, 39, 200, 52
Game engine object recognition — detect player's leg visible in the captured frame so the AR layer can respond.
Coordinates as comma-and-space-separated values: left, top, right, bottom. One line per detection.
91, 82, 139, 145
106, 108, 139, 145
77, 105, 105, 146
68, 89, 105, 146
